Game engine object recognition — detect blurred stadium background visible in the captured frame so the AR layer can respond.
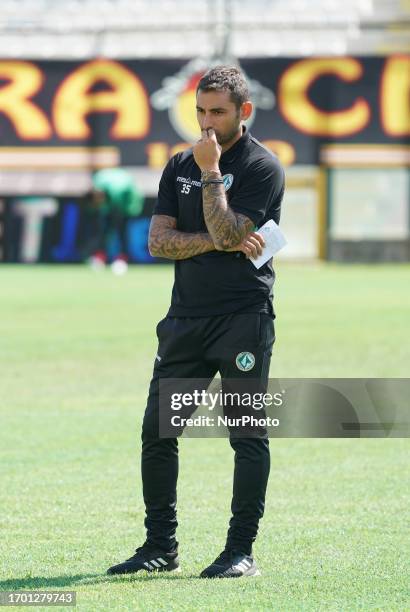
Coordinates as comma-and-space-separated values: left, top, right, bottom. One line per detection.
1, 2, 409, 610
0, 0, 409, 263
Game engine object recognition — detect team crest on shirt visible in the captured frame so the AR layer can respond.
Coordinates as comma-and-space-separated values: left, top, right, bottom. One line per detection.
236, 351, 255, 372
223, 174, 234, 191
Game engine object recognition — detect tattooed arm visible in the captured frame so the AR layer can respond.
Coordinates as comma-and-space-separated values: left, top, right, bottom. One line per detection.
193, 128, 254, 250
148, 214, 216, 260
201, 170, 254, 250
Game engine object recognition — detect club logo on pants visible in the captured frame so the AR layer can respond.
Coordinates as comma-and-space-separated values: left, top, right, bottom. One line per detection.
236, 351, 256, 371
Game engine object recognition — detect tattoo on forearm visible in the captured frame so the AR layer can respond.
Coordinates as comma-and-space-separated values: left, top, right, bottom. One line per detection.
201, 170, 254, 249
148, 215, 215, 260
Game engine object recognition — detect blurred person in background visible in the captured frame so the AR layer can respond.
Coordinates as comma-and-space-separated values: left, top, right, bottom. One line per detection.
86, 167, 144, 274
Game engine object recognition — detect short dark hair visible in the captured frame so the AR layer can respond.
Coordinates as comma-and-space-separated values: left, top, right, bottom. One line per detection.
196, 65, 249, 109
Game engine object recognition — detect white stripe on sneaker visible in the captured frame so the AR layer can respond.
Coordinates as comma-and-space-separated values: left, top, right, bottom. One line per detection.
157, 557, 168, 566
243, 559, 252, 568
150, 560, 161, 568
234, 563, 247, 572
143, 562, 153, 570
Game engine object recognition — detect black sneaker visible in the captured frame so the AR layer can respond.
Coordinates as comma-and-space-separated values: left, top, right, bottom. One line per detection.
199, 549, 260, 578
107, 544, 180, 575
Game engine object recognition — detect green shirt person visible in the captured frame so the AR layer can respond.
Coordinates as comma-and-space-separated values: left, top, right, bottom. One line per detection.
92, 168, 144, 217
87, 168, 144, 274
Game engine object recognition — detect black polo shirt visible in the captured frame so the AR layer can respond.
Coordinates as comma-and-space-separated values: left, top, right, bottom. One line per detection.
153, 127, 285, 317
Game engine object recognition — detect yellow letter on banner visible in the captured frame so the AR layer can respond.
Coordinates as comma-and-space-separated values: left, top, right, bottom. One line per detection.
53, 59, 150, 139
380, 55, 410, 137
0, 61, 52, 139
261, 140, 295, 166
279, 58, 370, 137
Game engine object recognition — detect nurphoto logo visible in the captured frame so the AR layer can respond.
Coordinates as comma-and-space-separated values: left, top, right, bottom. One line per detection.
235, 352, 255, 371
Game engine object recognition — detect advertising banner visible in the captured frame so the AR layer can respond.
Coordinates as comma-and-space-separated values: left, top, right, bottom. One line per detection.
0, 195, 156, 263
1, 56, 408, 263
0, 56, 408, 167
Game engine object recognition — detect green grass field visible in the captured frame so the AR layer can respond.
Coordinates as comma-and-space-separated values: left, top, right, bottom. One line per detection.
0, 263, 409, 611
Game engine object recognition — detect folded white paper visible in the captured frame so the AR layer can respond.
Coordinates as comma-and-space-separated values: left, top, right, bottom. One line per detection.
250, 219, 287, 269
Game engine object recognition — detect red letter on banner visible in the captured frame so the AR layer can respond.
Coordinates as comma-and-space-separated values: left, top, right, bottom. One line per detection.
0, 61, 51, 139
380, 55, 410, 137
53, 59, 150, 139
279, 58, 370, 137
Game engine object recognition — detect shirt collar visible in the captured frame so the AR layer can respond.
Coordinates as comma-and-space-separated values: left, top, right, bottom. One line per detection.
220, 125, 250, 164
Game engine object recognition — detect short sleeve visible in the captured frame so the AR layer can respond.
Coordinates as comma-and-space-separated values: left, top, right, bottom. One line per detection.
152, 156, 179, 218
229, 156, 285, 228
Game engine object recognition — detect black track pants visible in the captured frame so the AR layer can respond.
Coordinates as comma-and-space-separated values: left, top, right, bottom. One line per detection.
141, 312, 275, 555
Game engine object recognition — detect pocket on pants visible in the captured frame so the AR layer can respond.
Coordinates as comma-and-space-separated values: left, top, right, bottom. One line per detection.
225, 313, 262, 348
258, 313, 275, 348
228, 313, 274, 348
155, 317, 167, 339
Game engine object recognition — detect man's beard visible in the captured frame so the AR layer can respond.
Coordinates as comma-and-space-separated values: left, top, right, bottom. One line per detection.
215, 119, 241, 145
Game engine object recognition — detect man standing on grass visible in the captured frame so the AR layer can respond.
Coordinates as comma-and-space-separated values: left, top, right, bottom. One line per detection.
107, 65, 284, 578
